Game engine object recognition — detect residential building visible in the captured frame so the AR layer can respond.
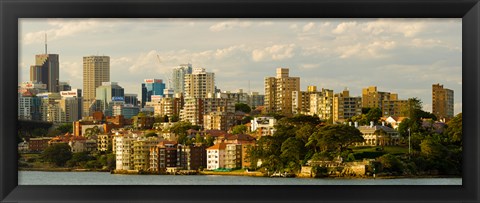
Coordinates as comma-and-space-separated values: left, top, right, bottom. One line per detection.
432, 83, 454, 120
180, 98, 204, 126
97, 134, 112, 152
333, 89, 362, 123
203, 110, 235, 131
309, 88, 334, 121
172, 63, 192, 94
141, 79, 165, 108
206, 143, 226, 170
264, 68, 300, 116
250, 117, 277, 137
184, 68, 215, 99
37, 92, 62, 122
177, 144, 207, 170
362, 86, 408, 117
83, 55, 110, 117
149, 141, 178, 173
292, 86, 319, 115
133, 136, 162, 171
249, 92, 265, 107
113, 133, 135, 170
225, 144, 242, 169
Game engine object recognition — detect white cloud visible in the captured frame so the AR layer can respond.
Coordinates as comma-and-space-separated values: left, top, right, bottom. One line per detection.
303, 22, 315, 32
362, 19, 426, 37
252, 44, 296, 62
23, 19, 103, 44
209, 20, 252, 32
332, 21, 357, 34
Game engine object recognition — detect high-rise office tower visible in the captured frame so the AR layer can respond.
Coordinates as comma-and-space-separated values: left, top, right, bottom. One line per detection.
83, 55, 110, 117
432, 83, 454, 120
184, 68, 215, 99
96, 82, 124, 116
172, 63, 193, 94
264, 68, 300, 116
30, 54, 59, 93
141, 79, 165, 107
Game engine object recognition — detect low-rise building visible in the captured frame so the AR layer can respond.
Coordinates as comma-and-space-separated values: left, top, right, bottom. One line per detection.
206, 143, 226, 170
250, 117, 276, 137
28, 137, 53, 152
357, 124, 400, 146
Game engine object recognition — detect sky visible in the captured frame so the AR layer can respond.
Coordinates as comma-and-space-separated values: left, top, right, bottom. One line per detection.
19, 18, 462, 114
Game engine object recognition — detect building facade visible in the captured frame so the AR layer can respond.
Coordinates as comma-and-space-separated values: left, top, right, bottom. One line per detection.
264, 68, 300, 116
172, 63, 193, 94
432, 83, 454, 120
141, 79, 165, 107
30, 54, 60, 93
95, 82, 124, 116
83, 56, 110, 117
184, 68, 215, 99
333, 89, 362, 123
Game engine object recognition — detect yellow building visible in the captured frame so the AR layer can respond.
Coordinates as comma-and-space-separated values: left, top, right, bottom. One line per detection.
309, 88, 334, 121
264, 68, 300, 116
362, 86, 407, 117
292, 86, 319, 115
333, 89, 362, 123
432, 83, 454, 120
82, 56, 110, 117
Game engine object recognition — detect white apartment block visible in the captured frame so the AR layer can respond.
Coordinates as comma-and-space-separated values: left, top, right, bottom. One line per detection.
206, 143, 226, 170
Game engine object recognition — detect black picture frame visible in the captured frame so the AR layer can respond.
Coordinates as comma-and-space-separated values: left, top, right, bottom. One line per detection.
1, 0, 478, 202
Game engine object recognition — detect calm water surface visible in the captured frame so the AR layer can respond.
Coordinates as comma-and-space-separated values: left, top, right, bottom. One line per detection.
19, 171, 462, 185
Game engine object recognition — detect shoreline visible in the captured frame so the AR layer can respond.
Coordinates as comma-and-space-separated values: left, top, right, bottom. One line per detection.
19, 168, 461, 179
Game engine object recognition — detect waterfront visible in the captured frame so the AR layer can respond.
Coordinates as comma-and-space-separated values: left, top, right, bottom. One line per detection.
18, 171, 462, 185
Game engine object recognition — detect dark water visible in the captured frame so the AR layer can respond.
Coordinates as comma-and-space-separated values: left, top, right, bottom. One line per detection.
18, 171, 462, 185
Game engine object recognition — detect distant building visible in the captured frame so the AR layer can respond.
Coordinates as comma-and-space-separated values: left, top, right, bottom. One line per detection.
184, 68, 215, 99
141, 79, 165, 108
58, 81, 71, 91
30, 54, 59, 93
18, 91, 42, 121
432, 83, 454, 120
172, 63, 192, 94
250, 117, 276, 137
333, 89, 362, 123
356, 124, 400, 146
83, 55, 110, 117
96, 82, 124, 116
124, 94, 139, 106
264, 68, 300, 116
362, 86, 408, 117
292, 86, 319, 115
309, 88, 334, 121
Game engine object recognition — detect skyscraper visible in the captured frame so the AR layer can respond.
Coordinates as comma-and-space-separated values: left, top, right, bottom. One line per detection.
184, 68, 215, 99
30, 54, 59, 92
96, 82, 124, 116
264, 68, 300, 116
141, 79, 165, 107
83, 55, 110, 117
172, 63, 192, 94
432, 83, 454, 120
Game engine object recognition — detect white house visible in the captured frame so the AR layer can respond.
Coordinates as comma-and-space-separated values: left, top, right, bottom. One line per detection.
206, 143, 226, 170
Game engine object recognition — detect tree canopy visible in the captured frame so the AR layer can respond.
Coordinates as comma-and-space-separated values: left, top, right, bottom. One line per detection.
42, 143, 72, 166
235, 103, 251, 113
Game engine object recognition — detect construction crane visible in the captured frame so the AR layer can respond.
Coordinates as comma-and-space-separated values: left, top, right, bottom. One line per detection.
156, 54, 172, 89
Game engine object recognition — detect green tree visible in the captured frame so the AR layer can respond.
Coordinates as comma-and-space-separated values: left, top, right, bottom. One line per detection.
66, 152, 94, 167
366, 108, 382, 125
56, 123, 73, 134
235, 103, 251, 113
42, 143, 72, 166
84, 126, 100, 139
306, 125, 364, 153
444, 113, 462, 144
280, 137, 303, 163
374, 128, 389, 149
377, 154, 404, 174
232, 125, 247, 134
402, 97, 423, 118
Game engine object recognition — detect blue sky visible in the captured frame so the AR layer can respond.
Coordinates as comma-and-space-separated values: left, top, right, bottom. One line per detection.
19, 18, 462, 114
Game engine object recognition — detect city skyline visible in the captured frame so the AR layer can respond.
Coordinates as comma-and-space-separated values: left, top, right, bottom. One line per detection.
19, 18, 462, 114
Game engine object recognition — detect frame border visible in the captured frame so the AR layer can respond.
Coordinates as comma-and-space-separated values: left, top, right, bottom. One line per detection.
1, 0, 478, 202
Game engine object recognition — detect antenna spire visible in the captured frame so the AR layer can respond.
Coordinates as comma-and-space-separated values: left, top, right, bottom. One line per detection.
44, 32, 48, 54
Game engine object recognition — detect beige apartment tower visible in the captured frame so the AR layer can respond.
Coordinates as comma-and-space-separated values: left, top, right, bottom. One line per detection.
264, 68, 300, 116
333, 89, 362, 123
362, 86, 407, 117
83, 56, 110, 117
184, 68, 215, 99
432, 83, 454, 120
